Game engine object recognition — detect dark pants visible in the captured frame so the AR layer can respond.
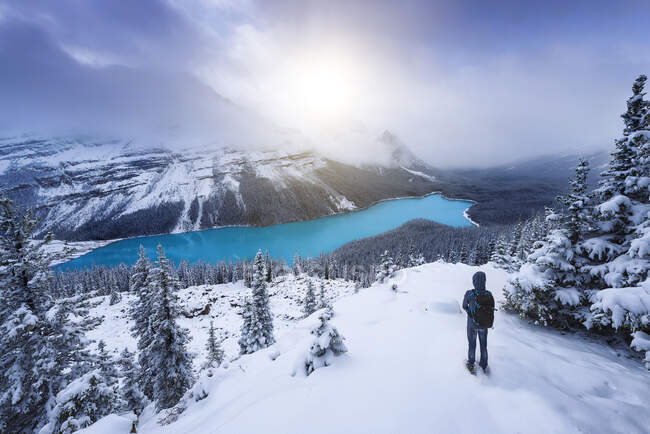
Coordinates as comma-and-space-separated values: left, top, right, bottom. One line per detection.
467, 319, 488, 369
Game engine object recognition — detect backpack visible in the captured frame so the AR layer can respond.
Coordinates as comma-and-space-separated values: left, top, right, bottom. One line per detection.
469, 290, 494, 328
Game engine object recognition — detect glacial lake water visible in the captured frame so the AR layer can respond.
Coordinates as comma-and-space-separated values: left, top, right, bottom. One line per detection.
57, 194, 474, 271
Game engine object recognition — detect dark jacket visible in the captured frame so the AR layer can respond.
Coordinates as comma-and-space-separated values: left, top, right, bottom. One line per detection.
462, 271, 494, 323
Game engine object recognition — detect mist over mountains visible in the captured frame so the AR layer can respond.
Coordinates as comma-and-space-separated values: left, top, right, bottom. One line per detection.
0, 132, 602, 241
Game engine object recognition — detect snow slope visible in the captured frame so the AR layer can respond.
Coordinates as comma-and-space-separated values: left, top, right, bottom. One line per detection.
0, 136, 443, 240
84, 263, 650, 434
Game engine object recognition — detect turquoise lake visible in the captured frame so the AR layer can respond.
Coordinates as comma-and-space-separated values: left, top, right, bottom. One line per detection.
57, 194, 474, 271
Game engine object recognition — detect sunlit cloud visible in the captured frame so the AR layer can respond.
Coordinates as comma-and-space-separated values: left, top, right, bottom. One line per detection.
1, 0, 649, 166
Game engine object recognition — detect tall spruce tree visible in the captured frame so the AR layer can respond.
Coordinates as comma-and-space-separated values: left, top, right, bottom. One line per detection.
490, 235, 514, 271
376, 250, 395, 283
264, 250, 273, 282
293, 254, 302, 276
204, 321, 225, 368
139, 245, 194, 410
239, 250, 275, 354
129, 246, 156, 400
581, 75, 650, 352
303, 281, 317, 316
318, 281, 330, 310
504, 162, 592, 328
118, 348, 146, 416
0, 196, 96, 432
43, 368, 118, 434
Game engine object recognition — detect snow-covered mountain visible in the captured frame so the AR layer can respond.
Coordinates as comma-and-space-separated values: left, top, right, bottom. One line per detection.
80, 262, 650, 434
0, 135, 444, 240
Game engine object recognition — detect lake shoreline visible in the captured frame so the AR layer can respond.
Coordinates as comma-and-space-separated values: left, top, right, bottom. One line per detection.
55, 192, 476, 270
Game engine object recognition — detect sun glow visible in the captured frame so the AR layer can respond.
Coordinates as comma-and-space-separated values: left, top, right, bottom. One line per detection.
284, 53, 362, 126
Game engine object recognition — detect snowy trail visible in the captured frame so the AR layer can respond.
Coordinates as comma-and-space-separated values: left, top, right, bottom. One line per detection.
86, 263, 650, 434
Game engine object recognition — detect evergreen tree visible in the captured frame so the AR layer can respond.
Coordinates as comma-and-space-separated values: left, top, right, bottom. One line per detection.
323, 257, 330, 279
109, 287, 122, 306
130, 245, 151, 294
559, 159, 592, 244
318, 281, 330, 310
328, 257, 337, 279
0, 197, 96, 432
239, 250, 275, 354
458, 242, 468, 264
393, 251, 403, 270
238, 297, 254, 353
204, 321, 225, 368
375, 250, 395, 283
118, 348, 146, 416
304, 309, 347, 375
509, 222, 523, 256
303, 281, 317, 316
293, 254, 302, 276
504, 162, 593, 329
96, 340, 119, 387
580, 75, 650, 350
264, 250, 272, 283
243, 259, 251, 288
128, 247, 156, 401
490, 235, 513, 271
407, 241, 419, 267
43, 369, 118, 434
139, 245, 194, 410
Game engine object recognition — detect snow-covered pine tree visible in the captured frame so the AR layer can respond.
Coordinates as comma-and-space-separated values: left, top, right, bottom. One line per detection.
204, 321, 225, 368
560, 159, 592, 244
504, 161, 592, 329
238, 297, 254, 354
109, 286, 122, 305
323, 257, 330, 279
118, 348, 146, 416
394, 251, 403, 270
140, 245, 194, 410
318, 281, 330, 310
293, 254, 302, 276
509, 222, 523, 256
303, 281, 317, 316
581, 75, 650, 356
458, 242, 468, 264
490, 235, 515, 271
128, 247, 157, 400
243, 259, 251, 288
467, 249, 478, 266
43, 369, 118, 434
376, 250, 395, 283
130, 245, 151, 294
328, 257, 337, 279
238, 250, 275, 354
304, 309, 347, 375
96, 340, 119, 387
407, 242, 418, 267
264, 250, 273, 283
0, 196, 97, 432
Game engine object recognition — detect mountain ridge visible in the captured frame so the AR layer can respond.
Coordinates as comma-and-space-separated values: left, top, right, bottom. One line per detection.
0, 135, 443, 240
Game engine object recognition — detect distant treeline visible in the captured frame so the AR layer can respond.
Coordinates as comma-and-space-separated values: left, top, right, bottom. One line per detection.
51, 215, 542, 298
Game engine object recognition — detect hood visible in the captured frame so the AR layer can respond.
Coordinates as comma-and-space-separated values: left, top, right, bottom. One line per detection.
472, 271, 486, 291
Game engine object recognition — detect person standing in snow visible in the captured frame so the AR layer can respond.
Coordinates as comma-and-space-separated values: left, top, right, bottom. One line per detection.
462, 271, 495, 374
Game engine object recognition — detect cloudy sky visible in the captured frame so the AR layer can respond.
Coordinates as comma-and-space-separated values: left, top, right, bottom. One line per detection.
1, 0, 649, 167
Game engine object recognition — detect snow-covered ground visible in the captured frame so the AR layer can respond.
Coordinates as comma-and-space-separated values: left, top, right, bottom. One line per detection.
83, 263, 650, 434
45, 239, 116, 266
